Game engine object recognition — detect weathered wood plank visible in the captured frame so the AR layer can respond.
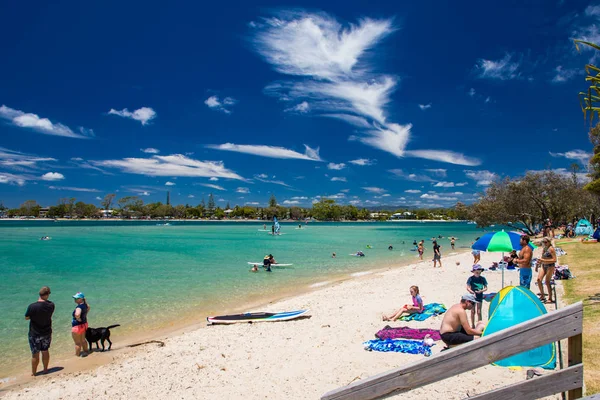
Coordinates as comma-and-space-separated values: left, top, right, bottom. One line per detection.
321, 302, 583, 400
567, 333, 583, 400
580, 395, 600, 399
464, 365, 583, 400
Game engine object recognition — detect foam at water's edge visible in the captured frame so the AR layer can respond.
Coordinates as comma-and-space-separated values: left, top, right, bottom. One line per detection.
309, 281, 331, 288
350, 271, 373, 277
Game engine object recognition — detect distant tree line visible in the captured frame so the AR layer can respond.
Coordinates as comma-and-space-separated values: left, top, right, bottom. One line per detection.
0, 192, 464, 221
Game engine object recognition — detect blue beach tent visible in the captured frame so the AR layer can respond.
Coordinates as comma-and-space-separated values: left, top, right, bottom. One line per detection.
482, 286, 556, 369
575, 219, 594, 236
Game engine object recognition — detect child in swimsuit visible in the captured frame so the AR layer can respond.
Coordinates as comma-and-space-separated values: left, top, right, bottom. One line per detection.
382, 286, 424, 321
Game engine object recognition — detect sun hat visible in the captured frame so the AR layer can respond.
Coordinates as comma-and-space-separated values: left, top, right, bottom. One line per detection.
471, 264, 484, 272
72, 292, 85, 299
462, 293, 481, 303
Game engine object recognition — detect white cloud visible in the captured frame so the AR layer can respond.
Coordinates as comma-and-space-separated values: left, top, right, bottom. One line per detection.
95, 196, 102, 200
285, 101, 310, 113
236, 187, 250, 194
207, 143, 322, 161
0, 105, 93, 139
331, 177, 347, 182
108, 107, 156, 125
405, 189, 421, 194
340, 189, 350, 193
246, 201, 260, 205
283, 200, 300, 204
389, 169, 434, 182
464, 170, 498, 186
254, 175, 291, 188
456, 182, 468, 187
0, 147, 57, 170
204, 96, 237, 114
200, 183, 226, 191
256, 173, 268, 179
188, 194, 195, 198
475, 53, 520, 80
362, 186, 386, 194
165, 181, 176, 186
41, 172, 65, 181
418, 103, 432, 111
327, 162, 346, 170
0, 172, 27, 186
291, 196, 308, 200
468, 88, 476, 97
551, 66, 578, 83
549, 149, 591, 165
92, 154, 244, 180
209, 177, 219, 181
425, 168, 447, 177
485, 96, 491, 103
349, 200, 361, 205
381, 193, 391, 197
404, 150, 481, 166
48, 186, 100, 192
141, 148, 160, 154
420, 193, 458, 201
434, 181, 454, 188
349, 158, 375, 166
322, 114, 372, 128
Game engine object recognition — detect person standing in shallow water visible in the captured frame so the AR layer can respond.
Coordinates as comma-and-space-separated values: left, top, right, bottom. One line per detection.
25, 286, 55, 376
71, 292, 90, 357
432, 240, 442, 268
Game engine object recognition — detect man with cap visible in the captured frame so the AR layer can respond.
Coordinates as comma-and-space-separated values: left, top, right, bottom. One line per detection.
466, 264, 488, 328
25, 286, 55, 376
439, 294, 485, 348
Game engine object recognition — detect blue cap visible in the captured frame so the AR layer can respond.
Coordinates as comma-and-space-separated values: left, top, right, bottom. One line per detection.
72, 292, 85, 299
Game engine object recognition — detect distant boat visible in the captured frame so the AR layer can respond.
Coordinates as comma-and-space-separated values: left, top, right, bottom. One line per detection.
156, 222, 171, 226
40, 236, 51, 241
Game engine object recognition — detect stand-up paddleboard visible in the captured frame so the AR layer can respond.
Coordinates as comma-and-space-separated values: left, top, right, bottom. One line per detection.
247, 262, 293, 267
207, 309, 309, 324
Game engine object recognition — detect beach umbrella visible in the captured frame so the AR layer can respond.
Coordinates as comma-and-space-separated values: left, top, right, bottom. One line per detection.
471, 230, 536, 288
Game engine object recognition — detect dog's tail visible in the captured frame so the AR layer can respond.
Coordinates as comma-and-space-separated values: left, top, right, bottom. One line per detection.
107, 324, 121, 329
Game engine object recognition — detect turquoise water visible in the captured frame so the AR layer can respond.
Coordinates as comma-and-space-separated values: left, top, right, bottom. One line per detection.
0, 221, 485, 378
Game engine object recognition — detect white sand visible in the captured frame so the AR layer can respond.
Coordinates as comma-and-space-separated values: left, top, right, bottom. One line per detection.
1, 251, 561, 399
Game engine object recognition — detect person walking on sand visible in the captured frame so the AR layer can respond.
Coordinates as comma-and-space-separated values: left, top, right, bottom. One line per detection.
382, 285, 424, 321
432, 240, 442, 268
536, 238, 556, 304
439, 294, 485, 348
466, 265, 488, 329
25, 286, 55, 376
450, 237, 457, 250
516, 235, 533, 289
71, 292, 90, 357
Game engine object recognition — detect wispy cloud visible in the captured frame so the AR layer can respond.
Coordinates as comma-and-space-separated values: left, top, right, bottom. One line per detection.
404, 150, 481, 166
362, 186, 386, 194
283, 200, 300, 204
0, 147, 57, 171
41, 172, 65, 181
425, 168, 447, 177
327, 162, 346, 170
388, 169, 434, 182
331, 177, 347, 182
420, 193, 458, 201
475, 53, 520, 80
464, 170, 498, 186
418, 103, 432, 111
48, 186, 100, 192
549, 149, 591, 164
254, 175, 291, 188
349, 158, 375, 166
0, 105, 93, 139
209, 177, 219, 181
204, 96, 237, 114
199, 183, 226, 191
434, 181, 455, 188
108, 107, 156, 125
468, 88, 476, 97
92, 154, 244, 180
0, 172, 27, 186
141, 148, 160, 154
405, 189, 421, 194
236, 187, 250, 193
207, 143, 322, 161
165, 181, 175, 186
285, 101, 310, 113
551, 66, 578, 83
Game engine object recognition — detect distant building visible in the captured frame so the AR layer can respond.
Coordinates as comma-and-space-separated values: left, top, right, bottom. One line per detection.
390, 212, 414, 220
39, 207, 50, 218
99, 209, 114, 218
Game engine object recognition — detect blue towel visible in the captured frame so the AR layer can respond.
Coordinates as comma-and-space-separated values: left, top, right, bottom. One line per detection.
363, 339, 433, 356
399, 303, 447, 321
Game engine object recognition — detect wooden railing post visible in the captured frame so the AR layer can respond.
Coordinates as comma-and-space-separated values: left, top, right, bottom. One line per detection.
567, 333, 583, 400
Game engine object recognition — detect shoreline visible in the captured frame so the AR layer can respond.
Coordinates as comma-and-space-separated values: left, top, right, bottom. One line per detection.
0, 251, 469, 393
0, 218, 467, 223
1, 249, 560, 399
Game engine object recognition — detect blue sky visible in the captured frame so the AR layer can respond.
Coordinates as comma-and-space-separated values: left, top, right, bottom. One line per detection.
0, 0, 598, 208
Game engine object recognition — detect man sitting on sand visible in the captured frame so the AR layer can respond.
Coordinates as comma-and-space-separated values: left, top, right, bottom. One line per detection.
439, 294, 485, 348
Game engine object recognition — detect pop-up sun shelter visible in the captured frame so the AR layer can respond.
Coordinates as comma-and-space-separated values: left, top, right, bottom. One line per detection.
575, 218, 594, 236
482, 286, 556, 369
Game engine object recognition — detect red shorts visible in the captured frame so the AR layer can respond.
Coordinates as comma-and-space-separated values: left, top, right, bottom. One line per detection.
71, 323, 88, 335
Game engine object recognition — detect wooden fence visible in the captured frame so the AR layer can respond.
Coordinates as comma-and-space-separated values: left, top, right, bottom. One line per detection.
321, 302, 584, 400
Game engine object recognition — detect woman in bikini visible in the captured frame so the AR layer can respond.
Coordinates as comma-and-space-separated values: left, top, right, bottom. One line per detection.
536, 238, 556, 304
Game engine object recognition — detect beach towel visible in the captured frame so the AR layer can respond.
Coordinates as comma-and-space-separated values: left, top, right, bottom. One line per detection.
363, 339, 433, 356
375, 325, 442, 341
399, 303, 447, 321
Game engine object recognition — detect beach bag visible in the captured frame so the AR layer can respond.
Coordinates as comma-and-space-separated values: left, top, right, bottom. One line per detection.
554, 269, 572, 280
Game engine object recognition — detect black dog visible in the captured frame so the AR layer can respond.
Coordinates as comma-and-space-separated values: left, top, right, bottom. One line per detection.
86, 324, 120, 352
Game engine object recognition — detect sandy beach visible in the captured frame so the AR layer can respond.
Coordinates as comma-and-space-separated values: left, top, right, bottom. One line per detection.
1, 250, 562, 400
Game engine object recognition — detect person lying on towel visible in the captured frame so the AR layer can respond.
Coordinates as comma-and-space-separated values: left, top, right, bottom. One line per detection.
439, 294, 485, 347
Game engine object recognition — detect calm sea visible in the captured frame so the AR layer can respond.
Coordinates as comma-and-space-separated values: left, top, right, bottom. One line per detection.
0, 220, 485, 379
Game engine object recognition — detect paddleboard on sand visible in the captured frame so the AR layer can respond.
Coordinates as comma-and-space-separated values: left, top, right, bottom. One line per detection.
207, 309, 309, 324
247, 262, 293, 267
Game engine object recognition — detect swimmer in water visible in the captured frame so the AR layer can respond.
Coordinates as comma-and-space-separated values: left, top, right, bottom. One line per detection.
250, 264, 259, 272
332, 252, 336, 258
388, 245, 393, 250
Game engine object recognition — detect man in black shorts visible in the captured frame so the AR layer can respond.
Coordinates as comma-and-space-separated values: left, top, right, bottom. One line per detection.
25, 286, 55, 376
439, 294, 485, 347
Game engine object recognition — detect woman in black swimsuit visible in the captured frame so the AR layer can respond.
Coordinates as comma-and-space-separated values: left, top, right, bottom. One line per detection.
536, 238, 556, 303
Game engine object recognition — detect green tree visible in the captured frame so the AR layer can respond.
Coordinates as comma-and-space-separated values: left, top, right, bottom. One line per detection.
102, 193, 116, 210
269, 194, 277, 208
207, 194, 215, 215
20, 200, 40, 217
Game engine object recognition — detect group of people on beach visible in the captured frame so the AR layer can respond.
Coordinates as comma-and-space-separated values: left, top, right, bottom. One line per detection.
25, 287, 90, 376
382, 233, 558, 350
